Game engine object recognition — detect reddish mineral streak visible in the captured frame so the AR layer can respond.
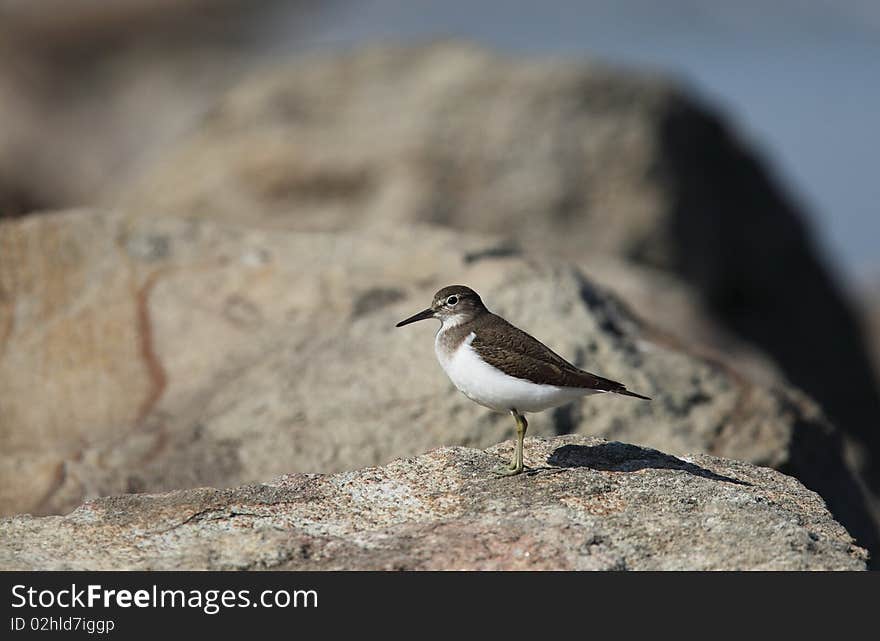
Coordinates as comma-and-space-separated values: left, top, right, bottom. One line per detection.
134, 270, 167, 423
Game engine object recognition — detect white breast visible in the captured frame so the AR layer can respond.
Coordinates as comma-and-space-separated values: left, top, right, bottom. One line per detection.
434, 330, 598, 413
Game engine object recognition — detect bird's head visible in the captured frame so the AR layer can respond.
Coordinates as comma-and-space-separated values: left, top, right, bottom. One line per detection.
395, 285, 487, 328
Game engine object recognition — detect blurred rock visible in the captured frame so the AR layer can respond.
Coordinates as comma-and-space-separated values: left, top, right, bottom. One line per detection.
0, 0, 318, 217
0, 435, 866, 570
1, 208, 876, 558
112, 43, 880, 491
865, 283, 880, 376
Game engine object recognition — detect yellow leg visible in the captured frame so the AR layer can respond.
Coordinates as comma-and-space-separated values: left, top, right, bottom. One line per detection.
493, 410, 527, 476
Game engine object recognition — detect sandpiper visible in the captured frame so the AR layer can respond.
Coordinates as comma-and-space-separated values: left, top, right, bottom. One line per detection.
396, 285, 650, 476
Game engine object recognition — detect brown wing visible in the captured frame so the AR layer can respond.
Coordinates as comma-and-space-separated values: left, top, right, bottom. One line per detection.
471, 315, 630, 392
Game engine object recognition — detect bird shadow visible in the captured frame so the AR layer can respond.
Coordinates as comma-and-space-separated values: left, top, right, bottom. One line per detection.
546, 442, 752, 486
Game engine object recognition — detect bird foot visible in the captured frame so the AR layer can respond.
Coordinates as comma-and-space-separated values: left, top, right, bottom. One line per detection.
491, 462, 525, 477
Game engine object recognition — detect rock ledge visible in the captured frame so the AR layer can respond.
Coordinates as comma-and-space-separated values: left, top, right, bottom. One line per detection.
0, 436, 866, 570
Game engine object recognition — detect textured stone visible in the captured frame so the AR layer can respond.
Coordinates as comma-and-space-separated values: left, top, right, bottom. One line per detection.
0, 436, 866, 571
1, 208, 875, 559
111, 42, 880, 499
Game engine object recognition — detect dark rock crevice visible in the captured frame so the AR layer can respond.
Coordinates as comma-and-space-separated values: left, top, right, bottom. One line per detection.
656, 96, 880, 494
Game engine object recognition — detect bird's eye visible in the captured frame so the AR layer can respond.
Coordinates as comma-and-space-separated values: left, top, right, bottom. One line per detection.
446, 295, 459, 306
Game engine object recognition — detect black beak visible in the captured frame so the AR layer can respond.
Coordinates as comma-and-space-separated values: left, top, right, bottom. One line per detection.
395, 308, 435, 327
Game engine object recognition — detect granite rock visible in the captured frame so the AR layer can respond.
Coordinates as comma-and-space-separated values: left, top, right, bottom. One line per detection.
0, 436, 866, 571
1, 208, 875, 558
111, 43, 880, 495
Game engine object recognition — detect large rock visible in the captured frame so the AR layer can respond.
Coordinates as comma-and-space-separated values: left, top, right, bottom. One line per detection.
0, 436, 866, 570
1, 208, 876, 558
111, 43, 880, 491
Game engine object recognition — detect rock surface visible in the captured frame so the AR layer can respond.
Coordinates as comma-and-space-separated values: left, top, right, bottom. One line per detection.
2, 208, 876, 558
111, 43, 880, 495
0, 436, 866, 571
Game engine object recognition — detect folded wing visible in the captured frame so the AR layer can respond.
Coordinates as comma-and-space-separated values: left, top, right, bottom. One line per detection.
472, 315, 650, 399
